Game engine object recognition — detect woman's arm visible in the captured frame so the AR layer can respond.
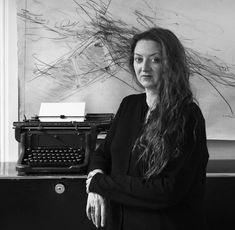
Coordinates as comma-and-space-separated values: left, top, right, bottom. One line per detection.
88, 106, 209, 210
86, 98, 129, 228
88, 97, 127, 174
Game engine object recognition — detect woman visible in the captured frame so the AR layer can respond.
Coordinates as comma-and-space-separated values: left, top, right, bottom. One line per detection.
86, 27, 209, 230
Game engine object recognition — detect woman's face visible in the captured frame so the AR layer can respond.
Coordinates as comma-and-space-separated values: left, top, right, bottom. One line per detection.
133, 39, 163, 90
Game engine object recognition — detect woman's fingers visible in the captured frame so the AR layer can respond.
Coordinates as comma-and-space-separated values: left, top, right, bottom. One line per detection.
95, 199, 101, 228
86, 193, 106, 228
91, 206, 96, 226
95, 194, 106, 228
100, 198, 106, 227
86, 194, 93, 220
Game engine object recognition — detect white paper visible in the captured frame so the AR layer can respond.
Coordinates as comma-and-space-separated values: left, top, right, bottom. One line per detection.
39, 102, 85, 122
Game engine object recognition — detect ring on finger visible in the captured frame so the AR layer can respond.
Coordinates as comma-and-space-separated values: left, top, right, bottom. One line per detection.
90, 207, 95, 213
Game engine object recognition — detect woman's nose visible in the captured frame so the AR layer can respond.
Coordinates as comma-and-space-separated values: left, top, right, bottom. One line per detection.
142, 60, 151, 72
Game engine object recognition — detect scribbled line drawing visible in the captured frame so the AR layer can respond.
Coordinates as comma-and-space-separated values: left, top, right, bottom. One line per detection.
18, 0, 140, 93
223, 114, 235, 119
18, 0, 235, 113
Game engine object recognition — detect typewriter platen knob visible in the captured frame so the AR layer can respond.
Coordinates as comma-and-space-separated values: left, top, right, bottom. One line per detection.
55, 183, 65, 194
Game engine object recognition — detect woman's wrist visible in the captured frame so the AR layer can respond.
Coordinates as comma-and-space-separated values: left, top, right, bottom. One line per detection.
88, 169, 104, 179
86, 169, 104, 193
88, 172, 103, 194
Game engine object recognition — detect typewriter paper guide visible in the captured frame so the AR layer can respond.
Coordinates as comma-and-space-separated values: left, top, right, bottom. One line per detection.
39, 102, 85, 122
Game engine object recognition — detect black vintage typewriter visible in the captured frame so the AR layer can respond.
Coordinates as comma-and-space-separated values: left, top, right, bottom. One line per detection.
13, 113, 114, 175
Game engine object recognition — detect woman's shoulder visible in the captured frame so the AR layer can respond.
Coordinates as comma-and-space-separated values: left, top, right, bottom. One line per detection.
184, 101, 205, 122
121, 93, 146, 104
123, 93, 145, 100
114, 93, 146, 120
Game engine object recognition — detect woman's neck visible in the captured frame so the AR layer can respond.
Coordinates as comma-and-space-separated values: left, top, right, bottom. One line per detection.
145, 89, 158, 110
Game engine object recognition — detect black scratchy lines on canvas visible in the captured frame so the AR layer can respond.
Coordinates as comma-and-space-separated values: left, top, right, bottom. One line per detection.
18, 0, 235, 114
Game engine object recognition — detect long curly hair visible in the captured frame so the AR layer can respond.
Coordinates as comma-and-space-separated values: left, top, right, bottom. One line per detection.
129, 28, 194, 178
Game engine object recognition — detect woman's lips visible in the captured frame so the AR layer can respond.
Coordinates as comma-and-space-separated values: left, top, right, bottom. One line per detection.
141, 74, 151, 78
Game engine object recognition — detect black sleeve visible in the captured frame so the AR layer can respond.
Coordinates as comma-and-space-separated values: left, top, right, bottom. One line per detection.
89, 104, 209, 210
88, 97, 127, 174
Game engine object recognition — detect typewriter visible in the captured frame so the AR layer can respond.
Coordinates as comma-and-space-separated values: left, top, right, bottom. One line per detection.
13, 113, 114, 175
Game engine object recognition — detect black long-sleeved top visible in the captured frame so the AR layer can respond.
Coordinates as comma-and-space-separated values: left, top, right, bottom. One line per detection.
88, 93, 209, 230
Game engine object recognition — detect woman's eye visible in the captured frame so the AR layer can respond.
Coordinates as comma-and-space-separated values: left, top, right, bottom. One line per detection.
152, 57, 161, 63
134, 57, 143, 63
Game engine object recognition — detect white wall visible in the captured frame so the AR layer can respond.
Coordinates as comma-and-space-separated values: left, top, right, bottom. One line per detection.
0, 0, 18, 162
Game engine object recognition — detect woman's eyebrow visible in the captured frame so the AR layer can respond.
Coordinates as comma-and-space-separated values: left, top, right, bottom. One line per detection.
134, 52, 161, 57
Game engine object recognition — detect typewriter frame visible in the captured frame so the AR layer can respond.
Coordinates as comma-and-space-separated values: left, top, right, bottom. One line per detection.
15, 124, 97, 175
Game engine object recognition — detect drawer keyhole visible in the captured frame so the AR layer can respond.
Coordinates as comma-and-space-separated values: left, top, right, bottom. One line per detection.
55, 183, 65, 194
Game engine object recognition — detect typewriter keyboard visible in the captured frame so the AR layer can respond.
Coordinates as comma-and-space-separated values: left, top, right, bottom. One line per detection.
23, 148, 85, 167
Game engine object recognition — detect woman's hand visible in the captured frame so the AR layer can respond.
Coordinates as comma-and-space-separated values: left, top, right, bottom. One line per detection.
86, 192, 106, 228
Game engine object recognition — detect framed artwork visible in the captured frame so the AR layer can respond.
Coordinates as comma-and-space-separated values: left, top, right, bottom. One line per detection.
17, 0, 235, 140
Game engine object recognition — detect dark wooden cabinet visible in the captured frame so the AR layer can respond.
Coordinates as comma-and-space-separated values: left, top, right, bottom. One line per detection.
0, 163, 97, 230
204, 160, 235, 230
204, 176, 235, 230
1, 161, 235, 230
